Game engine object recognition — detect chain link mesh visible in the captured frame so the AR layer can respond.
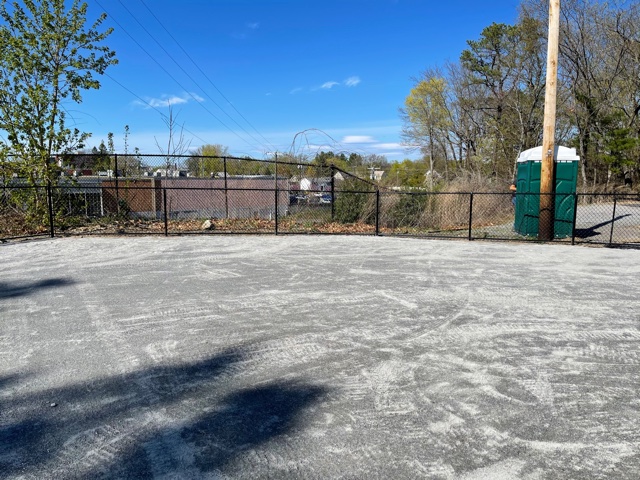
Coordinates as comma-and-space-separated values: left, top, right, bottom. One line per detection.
0, 185, 51, 238
573, 194, 640, 245
2, 154, 640, 246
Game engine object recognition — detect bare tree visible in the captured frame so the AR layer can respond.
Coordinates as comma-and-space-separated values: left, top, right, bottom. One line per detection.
154, 104, 192, 176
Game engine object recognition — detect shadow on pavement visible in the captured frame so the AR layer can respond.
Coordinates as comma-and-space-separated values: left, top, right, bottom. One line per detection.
574, 214, 630, 239
0, 277, 76, 299
1, 350, 328, 478
183, 383, 326, 473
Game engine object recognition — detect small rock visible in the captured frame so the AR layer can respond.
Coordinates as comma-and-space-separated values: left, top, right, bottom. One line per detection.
50, 402, 57, 408
201, 219, 215, 230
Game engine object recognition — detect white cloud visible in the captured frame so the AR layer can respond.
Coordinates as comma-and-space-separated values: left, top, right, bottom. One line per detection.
290, 87, 303, 95
344, 76, 361, 87
135, 93, 204, 109
343, 135, 376, 144
148, 96, 187, 108
321, 81, 339, 89
100, 123, 419, 161
374, 142, 402, 150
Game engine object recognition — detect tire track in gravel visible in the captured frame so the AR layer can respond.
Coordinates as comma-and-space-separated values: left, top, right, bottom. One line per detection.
48, 286, 156, 476
49, 281, 217, 478
52, 417, 153, 479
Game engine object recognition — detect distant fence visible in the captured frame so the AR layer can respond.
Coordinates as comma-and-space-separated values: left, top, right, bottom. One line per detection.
1, 154, 639, 246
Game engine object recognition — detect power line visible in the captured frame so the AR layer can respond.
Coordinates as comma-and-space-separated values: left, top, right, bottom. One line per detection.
94, 0, 265, 153
103, 72, 210, 147
137, 0, 278, 153
117, 0, 275, 154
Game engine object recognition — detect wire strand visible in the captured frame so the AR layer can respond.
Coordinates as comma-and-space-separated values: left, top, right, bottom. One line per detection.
94, 0, 265, 153
118, 0, 274, 153
137, 0, 278, 153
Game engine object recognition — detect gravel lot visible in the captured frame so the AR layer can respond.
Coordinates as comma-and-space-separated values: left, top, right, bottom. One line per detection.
1, 235, 639, 479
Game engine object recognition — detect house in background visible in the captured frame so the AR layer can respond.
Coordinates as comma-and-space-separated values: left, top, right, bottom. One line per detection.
371, 170, 385, 182
299, 175, 344, 192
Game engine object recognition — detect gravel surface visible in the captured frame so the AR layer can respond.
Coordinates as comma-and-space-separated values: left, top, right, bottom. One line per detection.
1, 235, 639, 479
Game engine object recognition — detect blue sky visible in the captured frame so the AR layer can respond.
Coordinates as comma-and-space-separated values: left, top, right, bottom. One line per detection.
79, 0, 521, 161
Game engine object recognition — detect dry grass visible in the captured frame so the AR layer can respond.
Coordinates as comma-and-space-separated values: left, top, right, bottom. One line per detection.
374, 175, 513, 232
0, 210, 49, 238
57, 217, 378, 236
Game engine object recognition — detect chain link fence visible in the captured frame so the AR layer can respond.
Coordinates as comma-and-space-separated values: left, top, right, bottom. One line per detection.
572, 194, 640, 245
1, 154, 639, 246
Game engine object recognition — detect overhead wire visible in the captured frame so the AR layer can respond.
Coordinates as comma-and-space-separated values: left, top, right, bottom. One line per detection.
104, 72, 211, 147
93, 0, 266, 154
137, 0, 278, 154
95, 2, 389, 163
117, 0, 275, 154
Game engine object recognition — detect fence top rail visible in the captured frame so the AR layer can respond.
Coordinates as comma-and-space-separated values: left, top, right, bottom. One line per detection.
2, 152, 358, 170
333, 166, 378, 188
576, 192, 640, 198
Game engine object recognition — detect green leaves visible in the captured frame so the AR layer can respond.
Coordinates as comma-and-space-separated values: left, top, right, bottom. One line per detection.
0, 0, 117, 179
404, 77, 450, 135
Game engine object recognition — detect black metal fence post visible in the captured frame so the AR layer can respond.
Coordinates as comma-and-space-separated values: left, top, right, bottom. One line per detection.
330, 165, 335, 221
571, 192, 579, 245
114, 153, 120, 215
46, 181, 55, 238
163, 187, 168, 236
223, 156, 229, 219
274, 154, 279, 235
609, 194, 617, 245
375, 189, 380, 236
468, 193, 474, 241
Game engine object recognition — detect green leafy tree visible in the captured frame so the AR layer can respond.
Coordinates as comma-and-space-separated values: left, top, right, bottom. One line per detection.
310, 151, 349, 177
460, 22, 522, 177
348, 153, 364, 167
402, 75, 451, 188
596, 114, 639, 186
0, 0, 117, 182
602, 128, 638, 176
268, 153, 303, 179
92, 140, 111, 171
386, 159, 429, 188
187, 144, 229, 177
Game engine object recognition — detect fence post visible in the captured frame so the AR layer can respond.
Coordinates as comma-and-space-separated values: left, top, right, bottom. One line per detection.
571, 192, 578, 245
468, 193, 474, 241
609, 194, 617, 246
223, 157, 229, 219
330, 165, 335, 221
274, 153, 279, 235
375, 189, 380, 236
114, 153, 119, 215
46, 181, 55, 238
163, 187, 168, 237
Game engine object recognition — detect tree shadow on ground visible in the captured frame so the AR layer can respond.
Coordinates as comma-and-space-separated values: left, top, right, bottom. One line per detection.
0, 277, 76, 299
1, 350, 328, 478
184, 383, 326, 474
574, 214, 631, 239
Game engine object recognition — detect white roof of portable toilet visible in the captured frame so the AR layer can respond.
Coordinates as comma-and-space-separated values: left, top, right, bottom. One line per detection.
517, 146, 580, 163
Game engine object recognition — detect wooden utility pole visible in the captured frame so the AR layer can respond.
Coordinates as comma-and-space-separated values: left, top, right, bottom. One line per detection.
539, 0, 561, 241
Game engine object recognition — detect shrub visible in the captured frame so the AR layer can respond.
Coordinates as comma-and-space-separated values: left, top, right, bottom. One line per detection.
334, 178, 375, 224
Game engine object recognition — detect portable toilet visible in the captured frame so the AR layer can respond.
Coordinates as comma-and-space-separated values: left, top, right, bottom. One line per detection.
514, 146, 580, 238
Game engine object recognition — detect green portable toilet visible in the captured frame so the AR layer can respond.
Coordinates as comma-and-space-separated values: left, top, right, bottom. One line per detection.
514, 146, 580, 238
